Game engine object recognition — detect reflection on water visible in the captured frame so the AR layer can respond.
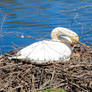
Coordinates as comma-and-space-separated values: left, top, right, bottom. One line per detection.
0, 0, 92, 54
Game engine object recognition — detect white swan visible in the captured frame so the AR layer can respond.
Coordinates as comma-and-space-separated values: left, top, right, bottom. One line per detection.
9, 27, 79, 63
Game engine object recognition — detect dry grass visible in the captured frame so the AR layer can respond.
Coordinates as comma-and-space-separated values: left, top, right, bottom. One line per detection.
0, 44, 92, 92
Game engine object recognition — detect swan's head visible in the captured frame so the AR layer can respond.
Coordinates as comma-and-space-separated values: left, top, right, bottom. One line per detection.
51, 27, 79, 43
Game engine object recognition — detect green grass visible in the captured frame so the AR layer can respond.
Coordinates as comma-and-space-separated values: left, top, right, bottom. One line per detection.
37, 88, 66, 92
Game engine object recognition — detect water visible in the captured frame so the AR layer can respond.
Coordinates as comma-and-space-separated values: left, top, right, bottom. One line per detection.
0, 0, 92, 54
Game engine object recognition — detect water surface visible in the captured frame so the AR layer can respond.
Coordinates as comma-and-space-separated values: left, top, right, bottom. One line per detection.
0, 0, 92, 54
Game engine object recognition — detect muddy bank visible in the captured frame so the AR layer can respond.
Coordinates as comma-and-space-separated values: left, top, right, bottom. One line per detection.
0, 45, 92, 92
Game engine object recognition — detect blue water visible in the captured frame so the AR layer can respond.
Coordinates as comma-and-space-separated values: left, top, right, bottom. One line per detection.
0, 0, 92, 54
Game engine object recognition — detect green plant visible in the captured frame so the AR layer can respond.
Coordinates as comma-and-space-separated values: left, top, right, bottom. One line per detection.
38, 88, 66, 92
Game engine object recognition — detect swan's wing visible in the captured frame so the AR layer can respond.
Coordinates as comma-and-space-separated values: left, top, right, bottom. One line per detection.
9, 40, 72, 63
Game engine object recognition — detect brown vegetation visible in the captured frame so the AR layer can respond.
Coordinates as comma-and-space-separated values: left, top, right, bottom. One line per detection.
0, 45, 92, 92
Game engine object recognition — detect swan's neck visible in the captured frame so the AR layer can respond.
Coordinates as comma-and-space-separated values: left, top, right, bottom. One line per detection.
51, 33, 61, 40
51, 31, 72, 45
60, 36, 72, 43
51, 30, 61, 40
51, 28, 73, 47
51, 27, 79, 43
60, 36, 74, 48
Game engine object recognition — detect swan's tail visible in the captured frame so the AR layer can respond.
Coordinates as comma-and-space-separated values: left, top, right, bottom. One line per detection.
8, 56, 19, 60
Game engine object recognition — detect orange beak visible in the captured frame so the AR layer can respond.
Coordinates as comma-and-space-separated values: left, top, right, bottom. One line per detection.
71, 42, 74, 47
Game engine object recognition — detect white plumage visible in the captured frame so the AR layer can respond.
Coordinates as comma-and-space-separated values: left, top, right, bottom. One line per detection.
9, 27, 79, 63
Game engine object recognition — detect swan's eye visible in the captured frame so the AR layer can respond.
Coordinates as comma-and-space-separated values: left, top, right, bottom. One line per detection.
71, 43, 74, 47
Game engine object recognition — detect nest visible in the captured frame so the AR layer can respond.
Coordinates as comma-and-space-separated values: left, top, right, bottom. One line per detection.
0, 45, 92, 92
